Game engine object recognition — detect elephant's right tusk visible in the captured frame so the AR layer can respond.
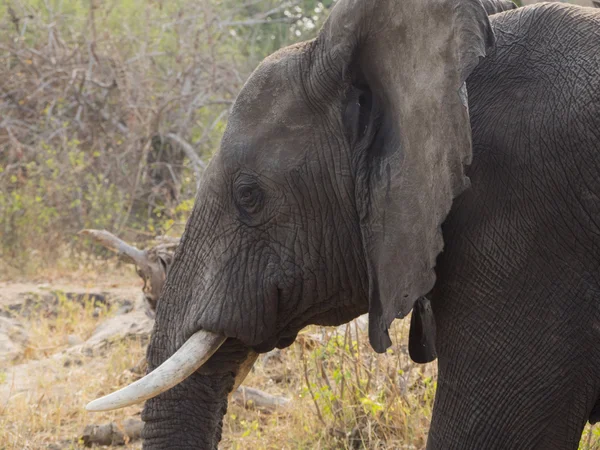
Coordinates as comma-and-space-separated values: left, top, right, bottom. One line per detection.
86, 330, 226, 412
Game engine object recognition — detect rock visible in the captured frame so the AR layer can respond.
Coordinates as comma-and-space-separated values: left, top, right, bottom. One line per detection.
86, 307, 153, 348
62, 358, 83, 367
115, 299, 134, 315
66, 334, 83, 346
0, 316, 29, 363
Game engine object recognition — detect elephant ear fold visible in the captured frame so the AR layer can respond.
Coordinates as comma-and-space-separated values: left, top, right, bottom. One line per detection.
409, 297, 437, 363
318, 0, 494, 352
479, 0, 517, 16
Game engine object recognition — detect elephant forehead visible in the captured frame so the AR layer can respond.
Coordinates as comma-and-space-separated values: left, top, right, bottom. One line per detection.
220, 118, 314, 173
231, 52, 311, 129
220, 50, 316, 171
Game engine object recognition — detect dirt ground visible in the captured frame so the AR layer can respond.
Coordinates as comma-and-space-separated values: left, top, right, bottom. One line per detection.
2, 274, 599, 449
0, 270, 442, 449
0, 274, 365, 449
0, 276, 149, 449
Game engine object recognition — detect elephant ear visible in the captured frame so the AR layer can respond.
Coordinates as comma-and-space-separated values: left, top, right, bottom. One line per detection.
318, 0, 494, 352
594, 1, 600, 8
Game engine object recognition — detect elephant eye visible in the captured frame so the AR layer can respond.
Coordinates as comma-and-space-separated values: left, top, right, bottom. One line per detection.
234, 181, 264, 216
342, 84, 378, 149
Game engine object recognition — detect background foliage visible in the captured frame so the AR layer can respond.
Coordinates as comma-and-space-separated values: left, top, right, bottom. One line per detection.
0, 0, 333, 274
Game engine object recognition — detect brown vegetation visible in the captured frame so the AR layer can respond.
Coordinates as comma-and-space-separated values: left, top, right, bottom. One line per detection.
1, 0, 320, 274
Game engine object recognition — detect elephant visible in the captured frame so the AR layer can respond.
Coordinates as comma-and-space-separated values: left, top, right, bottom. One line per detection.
86, 0, 600, 448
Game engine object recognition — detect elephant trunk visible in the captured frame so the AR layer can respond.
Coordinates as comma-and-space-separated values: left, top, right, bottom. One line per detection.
141, 337, 253, 449
141, 370, 236, 449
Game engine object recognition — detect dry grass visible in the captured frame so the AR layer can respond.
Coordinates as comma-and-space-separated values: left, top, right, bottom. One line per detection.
0, 280, 147, 449
1, 281, 599, 449
1, 341, 147, 449
14, 294, 110, 364
222, 321, 436, 450
1, 345, 147, 450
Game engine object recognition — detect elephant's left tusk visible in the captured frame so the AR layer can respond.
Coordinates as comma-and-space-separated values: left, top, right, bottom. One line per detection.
86, 330, 226, 412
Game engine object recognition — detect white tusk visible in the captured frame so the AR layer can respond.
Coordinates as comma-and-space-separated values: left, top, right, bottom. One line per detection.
86, 330, 226, 412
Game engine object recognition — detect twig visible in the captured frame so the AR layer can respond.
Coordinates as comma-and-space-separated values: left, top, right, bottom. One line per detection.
165, 132, 206, 186
300, 344, 326, 426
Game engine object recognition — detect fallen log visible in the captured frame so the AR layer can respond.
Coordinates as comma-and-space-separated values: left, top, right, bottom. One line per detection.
231, 386, 291, 411
81, 418, 143, 447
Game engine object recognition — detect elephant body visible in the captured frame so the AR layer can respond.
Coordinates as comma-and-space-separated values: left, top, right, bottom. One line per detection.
88, 1, 600, 449
430, 4, 600, 448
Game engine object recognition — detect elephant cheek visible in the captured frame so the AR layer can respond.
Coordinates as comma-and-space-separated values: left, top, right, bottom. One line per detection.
194, 278, 280, 348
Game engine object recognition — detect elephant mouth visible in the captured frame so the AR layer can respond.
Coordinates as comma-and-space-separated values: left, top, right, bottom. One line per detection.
86, 286, 299, 412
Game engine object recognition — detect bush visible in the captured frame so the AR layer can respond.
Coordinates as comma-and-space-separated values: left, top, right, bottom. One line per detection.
0, 0, 332, 273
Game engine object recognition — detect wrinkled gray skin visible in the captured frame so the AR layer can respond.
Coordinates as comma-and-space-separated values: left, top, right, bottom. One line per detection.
142, 1, 600, 449
430, 4, 600, 449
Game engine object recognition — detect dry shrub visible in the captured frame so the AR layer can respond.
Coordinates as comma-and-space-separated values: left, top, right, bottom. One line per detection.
297, 322, 435, 449
0, 0, 329, 274
223, 319, 599, 450
222, 319, 436, 450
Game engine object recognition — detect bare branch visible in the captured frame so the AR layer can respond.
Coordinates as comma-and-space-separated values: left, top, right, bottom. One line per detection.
165, 132, 206, 186
220, 18, 294, 27
78, 229, 148, 267
1, 0, 307, 265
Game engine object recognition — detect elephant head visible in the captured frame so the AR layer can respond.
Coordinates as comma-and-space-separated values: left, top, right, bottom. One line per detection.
86, 0, 494, 447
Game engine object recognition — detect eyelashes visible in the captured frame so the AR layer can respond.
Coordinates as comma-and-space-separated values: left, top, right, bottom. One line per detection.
342, 84, 377, 148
